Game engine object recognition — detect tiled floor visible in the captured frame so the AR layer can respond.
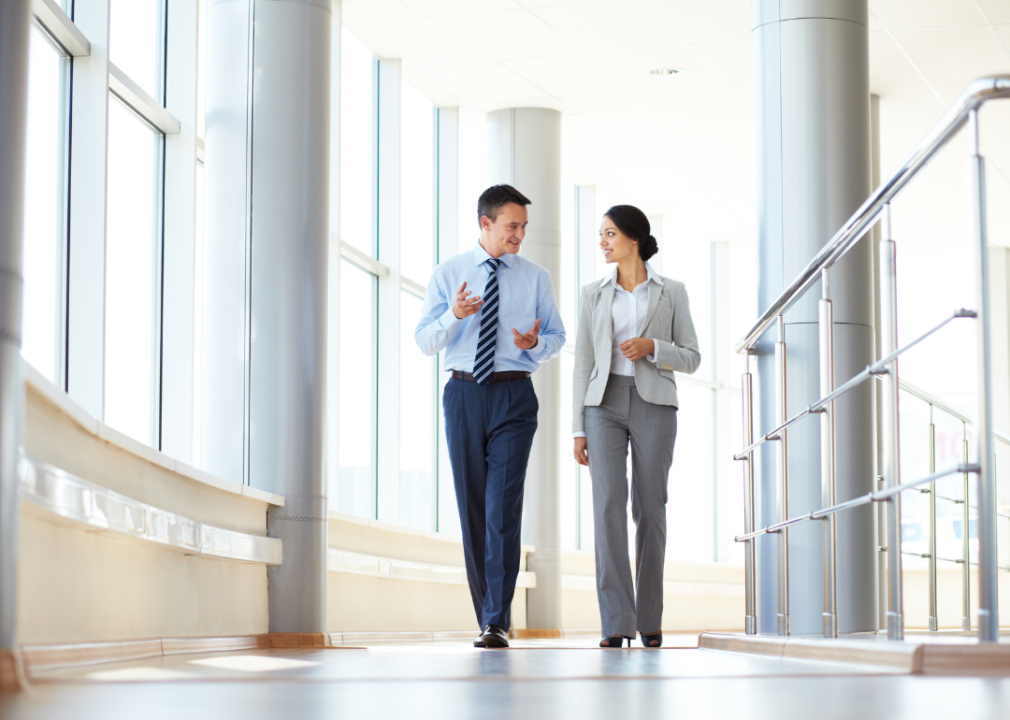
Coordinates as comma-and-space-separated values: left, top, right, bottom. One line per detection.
3, 635, 1010, 719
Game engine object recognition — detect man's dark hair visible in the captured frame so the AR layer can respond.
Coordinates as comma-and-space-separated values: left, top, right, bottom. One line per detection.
477, 184, 532, 226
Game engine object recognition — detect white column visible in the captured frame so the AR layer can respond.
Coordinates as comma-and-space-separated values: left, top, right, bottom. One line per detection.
647, 214, 664, 275
204, 0, 332, 631
436, 106, 459, 532
201, 0, 249, 483
0, 0, 30, 653
67, 0, 111, 417
753, 0, 876, 634
161, 0, 199, 461
487, 107, 563, 629
375, 58, 401, 524
325, 1, 342, 508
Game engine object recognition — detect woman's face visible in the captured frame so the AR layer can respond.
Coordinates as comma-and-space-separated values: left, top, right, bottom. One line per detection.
599, 216, 638, 265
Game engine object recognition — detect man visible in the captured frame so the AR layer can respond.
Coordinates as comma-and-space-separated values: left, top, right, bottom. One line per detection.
415, 185, 566, 648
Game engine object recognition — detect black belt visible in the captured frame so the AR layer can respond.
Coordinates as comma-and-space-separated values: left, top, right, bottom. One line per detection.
451, 370, 531, 383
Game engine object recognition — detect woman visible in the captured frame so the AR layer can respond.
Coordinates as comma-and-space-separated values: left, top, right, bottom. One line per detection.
572, 205, 701, 648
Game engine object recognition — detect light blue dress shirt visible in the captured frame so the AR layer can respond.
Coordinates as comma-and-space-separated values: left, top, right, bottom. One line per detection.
415, 243, 566, 374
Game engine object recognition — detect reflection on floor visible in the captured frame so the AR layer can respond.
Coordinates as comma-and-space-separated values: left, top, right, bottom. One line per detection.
4, 634, 1010, 719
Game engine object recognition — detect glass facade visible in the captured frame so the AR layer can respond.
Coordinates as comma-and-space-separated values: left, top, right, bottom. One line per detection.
340, 27, 376, 257
22, 27, 68, 383
104, 97, 163, 446
337, 260, 377, 517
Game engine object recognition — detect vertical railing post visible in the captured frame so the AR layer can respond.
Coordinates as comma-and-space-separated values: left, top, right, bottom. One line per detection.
775, 315, 790, 636
927, 406, 938, 632
742, 351, 757, 635
819, 269, 838, 638
879, 203, 904, 641
968, 107, 999, 643
877, 474, 887, 631
962, 427, 972, 631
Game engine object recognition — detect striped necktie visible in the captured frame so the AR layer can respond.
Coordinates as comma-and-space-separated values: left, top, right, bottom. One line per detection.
473, 258, 502, 385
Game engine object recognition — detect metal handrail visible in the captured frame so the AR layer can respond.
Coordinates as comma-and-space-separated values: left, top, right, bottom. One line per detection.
734, 76, 1010, 355
898, 379, 974, 425
734, 74, 1010, 644
735, 465, 978, 542
734, 310, 973, 460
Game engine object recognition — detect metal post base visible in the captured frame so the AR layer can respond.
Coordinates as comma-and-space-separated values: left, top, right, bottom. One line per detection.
928, 616, 938, 632
745, 616, 757, 635
979, 610, 997, 643
886, 612, 903, 640
962, 617, 971, 632
777, 614, 790, 636
823, 613, 838, 639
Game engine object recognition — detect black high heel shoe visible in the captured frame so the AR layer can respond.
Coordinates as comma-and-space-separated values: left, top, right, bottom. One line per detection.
599, 635, 632, 648
640, 631, 662, 648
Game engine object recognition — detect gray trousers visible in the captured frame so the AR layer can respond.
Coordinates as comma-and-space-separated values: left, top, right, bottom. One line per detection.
585, 374, 677, 638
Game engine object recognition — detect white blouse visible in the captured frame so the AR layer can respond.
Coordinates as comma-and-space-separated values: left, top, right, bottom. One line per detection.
573, 263, 659, 438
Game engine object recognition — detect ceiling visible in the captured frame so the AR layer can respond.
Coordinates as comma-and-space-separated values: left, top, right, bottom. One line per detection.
342, 0, 1010, 251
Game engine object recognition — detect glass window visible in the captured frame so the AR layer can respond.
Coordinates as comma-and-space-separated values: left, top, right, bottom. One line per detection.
192, 161, 206, 457
400, 81, 435, 284
104, 97, 163, 446
22, 27, 69, 383
340, 27, 376, 256
338, 260, 376, 517
110, 0, 165, 102
399, 291, 436, 530
197, 0, 206, 139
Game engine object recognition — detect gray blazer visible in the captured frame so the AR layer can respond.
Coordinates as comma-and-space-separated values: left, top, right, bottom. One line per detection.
572, 271, 701, 434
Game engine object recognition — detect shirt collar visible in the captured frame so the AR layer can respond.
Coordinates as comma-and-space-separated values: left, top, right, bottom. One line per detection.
473, 242, 515, 268
601, 261, 664, 288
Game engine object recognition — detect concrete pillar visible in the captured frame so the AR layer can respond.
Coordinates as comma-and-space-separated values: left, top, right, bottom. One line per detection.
753, 0, 876, 634
0, 0, 30, 655
487, 108, 562, 629
204, 0, 331, 632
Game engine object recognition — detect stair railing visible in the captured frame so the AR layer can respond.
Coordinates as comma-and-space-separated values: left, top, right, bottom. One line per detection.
733, 76, 1010, 643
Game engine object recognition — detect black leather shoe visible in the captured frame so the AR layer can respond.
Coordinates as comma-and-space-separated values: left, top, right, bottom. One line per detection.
479, 625, 509, 648
473, 630, 487, 648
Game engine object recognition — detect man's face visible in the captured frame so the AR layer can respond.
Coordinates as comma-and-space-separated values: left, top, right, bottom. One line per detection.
481, 203, 528, 257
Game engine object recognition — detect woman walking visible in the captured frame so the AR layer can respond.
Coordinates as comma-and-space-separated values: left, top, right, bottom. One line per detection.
572, 205, 701, 648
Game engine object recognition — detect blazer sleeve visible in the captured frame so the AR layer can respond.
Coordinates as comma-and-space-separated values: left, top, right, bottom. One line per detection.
572, 286, 595, 435
653, 283, 701, 375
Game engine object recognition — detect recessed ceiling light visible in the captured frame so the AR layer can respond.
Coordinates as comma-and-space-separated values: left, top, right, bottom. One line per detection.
650, 68, 682, 75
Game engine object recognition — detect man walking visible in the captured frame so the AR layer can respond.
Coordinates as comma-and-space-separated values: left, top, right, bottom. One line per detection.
415, 185, 565, 648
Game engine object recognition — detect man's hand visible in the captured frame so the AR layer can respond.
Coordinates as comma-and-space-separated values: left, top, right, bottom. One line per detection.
451, 282, 483, 319
620, 337, 653, 362
574, 437, 589, 466
512, 319, 541, 350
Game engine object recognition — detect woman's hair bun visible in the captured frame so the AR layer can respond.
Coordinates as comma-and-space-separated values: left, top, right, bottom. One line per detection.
640, 234, 659, 262
604, 205, 658, 261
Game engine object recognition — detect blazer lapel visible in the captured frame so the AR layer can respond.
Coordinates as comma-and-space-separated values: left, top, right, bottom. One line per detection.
599, 282, 616, 346
640, 281, 662, 334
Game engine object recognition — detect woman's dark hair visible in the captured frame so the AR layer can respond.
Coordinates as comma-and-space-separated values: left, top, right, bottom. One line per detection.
604, 205, 658, 261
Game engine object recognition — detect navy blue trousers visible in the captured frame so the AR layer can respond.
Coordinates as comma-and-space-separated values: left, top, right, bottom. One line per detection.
443, 376, 538, 631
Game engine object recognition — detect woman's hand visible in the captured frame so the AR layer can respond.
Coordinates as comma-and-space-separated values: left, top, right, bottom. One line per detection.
574, 437, 589, 466
620, 337, 653, 362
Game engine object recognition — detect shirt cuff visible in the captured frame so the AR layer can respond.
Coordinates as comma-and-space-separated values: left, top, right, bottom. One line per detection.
647, 338, 658, 364
573, 431, 586, 438
437, 307, 463, 330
